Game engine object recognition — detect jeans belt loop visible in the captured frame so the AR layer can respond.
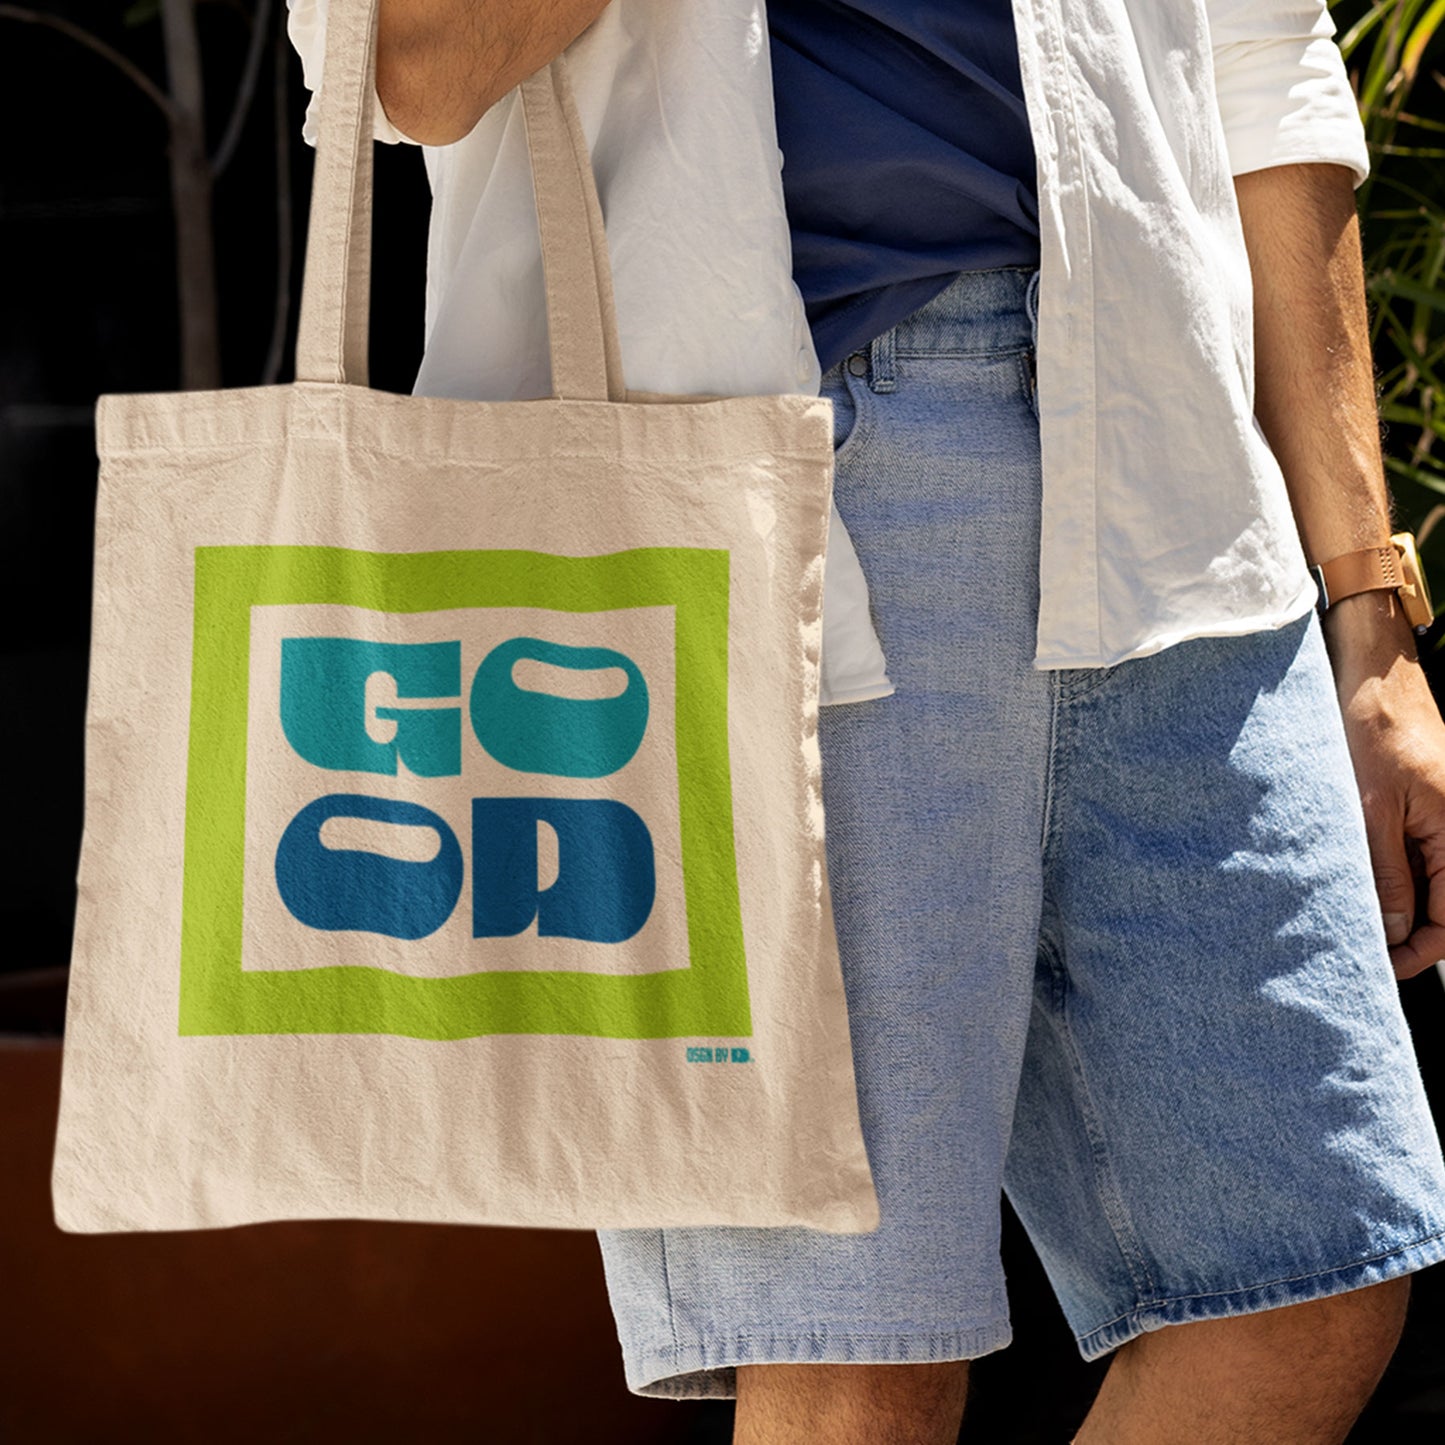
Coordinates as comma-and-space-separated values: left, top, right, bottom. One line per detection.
869, 325, 898, 395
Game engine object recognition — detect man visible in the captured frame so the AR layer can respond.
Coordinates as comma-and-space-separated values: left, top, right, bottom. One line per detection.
292, 1, 1445, 1439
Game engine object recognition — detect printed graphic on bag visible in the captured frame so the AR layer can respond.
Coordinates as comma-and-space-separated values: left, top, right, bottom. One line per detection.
179, 545, 750, 1042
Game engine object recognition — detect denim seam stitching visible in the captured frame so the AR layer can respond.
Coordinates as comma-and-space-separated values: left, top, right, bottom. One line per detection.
657, 1229, 681, 1361
1057, 663, 1116, 701
995, 890, 1049, 1132
868, 326, 897, 393
1038, 798, 1160, 1302
1061, 1019, 1161, 1304
1016, 353, 1036, 420
632, 1319, 1016, 1374
893, 346, 1033, 360
1078, 1226, 1445, 1338
719, 1322, 1009, 1342
832, 362, 878, 472
1038, 674, 1062, 858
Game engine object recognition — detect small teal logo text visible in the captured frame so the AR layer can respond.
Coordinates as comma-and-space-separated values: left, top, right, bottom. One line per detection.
686, 1046, 751, 1063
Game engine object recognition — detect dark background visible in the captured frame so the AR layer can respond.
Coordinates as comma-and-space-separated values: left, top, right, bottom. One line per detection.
1, 3, 1442, 1441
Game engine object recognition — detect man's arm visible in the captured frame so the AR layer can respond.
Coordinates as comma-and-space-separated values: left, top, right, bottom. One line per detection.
377, 0, 612, 146
1235, 160, 1445, 980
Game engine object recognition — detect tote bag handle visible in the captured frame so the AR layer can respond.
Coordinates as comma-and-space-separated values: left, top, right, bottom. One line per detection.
294, 0, 626, 402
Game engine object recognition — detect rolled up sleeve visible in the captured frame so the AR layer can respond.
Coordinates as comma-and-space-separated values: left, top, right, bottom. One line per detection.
1207, 1, 1370, 186
285, 0, 424, 148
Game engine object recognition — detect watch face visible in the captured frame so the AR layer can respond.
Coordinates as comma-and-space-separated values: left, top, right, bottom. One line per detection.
1393, 532, 1435, 631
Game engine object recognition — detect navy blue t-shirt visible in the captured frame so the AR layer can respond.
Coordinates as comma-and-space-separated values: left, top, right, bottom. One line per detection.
768, 1, 1041, 371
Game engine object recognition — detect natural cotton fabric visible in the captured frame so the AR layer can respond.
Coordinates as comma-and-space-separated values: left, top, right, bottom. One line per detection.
51, 0, 878, 1236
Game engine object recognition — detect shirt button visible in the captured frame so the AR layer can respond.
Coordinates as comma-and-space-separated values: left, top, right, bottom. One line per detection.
847, 352, 867, 377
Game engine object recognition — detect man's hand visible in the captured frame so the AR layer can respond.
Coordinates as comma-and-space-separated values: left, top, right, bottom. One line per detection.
1234, 160, 1445, 980
1324, 592, 1445, 979
377, 0, 613, 146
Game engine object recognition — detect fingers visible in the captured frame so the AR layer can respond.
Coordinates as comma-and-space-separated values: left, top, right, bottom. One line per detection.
1388, 935, 1445, 981
1384, 793, 1445, 980
1388, 853, 1445, 980
1362, 795, 1417, 947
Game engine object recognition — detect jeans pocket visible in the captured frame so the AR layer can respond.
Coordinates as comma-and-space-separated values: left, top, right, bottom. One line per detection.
821, 360, 873, 468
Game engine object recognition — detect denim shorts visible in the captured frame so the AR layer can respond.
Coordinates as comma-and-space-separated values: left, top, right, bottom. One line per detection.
594, 265, 1445, 1398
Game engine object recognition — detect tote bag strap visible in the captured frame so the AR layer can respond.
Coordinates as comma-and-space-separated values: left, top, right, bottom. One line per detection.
294, 0, 626, 402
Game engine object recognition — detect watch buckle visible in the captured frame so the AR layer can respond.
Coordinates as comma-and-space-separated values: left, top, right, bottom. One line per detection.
1391, 532, 1435, 635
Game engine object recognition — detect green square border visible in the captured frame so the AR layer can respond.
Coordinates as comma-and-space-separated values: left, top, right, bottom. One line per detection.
179, 545, 750, 1041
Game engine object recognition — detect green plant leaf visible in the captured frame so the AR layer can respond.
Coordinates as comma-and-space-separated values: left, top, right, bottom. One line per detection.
1369, 270, 1445, 312
1384, 456, 1445, 494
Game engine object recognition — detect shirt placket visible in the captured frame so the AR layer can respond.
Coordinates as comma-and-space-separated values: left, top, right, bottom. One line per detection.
1013, 0, 1102, 668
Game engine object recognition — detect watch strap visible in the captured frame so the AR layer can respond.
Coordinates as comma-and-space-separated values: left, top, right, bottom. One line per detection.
1311, 544, 1402, 614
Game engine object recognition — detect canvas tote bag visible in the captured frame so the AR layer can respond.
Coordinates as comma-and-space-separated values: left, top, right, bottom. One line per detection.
50, 0, 879, 1235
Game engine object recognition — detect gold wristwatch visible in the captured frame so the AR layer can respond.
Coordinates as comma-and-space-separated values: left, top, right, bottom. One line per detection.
1311, 532, 1435, 635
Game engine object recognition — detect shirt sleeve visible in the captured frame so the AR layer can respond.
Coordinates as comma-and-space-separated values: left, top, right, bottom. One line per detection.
284, 0, 424, 148
1205, 1, 1370, 187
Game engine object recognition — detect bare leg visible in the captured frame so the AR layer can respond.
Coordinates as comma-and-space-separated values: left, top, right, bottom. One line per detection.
1074, 1277, 1411, 1445
733, 1360, 970, 1445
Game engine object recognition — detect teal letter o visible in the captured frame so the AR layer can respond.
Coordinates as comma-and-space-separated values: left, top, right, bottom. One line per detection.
469, 637, 648, 779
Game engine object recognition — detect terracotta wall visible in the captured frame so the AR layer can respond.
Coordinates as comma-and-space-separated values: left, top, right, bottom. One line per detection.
0, 1038, 718, 1444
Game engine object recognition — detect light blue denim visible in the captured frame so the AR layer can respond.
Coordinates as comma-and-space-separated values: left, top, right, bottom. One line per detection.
595, 266, 1445, 1398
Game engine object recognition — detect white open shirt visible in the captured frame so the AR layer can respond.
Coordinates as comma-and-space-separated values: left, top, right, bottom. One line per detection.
286, 0, 1370, 695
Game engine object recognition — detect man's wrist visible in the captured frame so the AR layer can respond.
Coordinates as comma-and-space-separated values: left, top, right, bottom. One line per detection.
1320, 588, 1420, 670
